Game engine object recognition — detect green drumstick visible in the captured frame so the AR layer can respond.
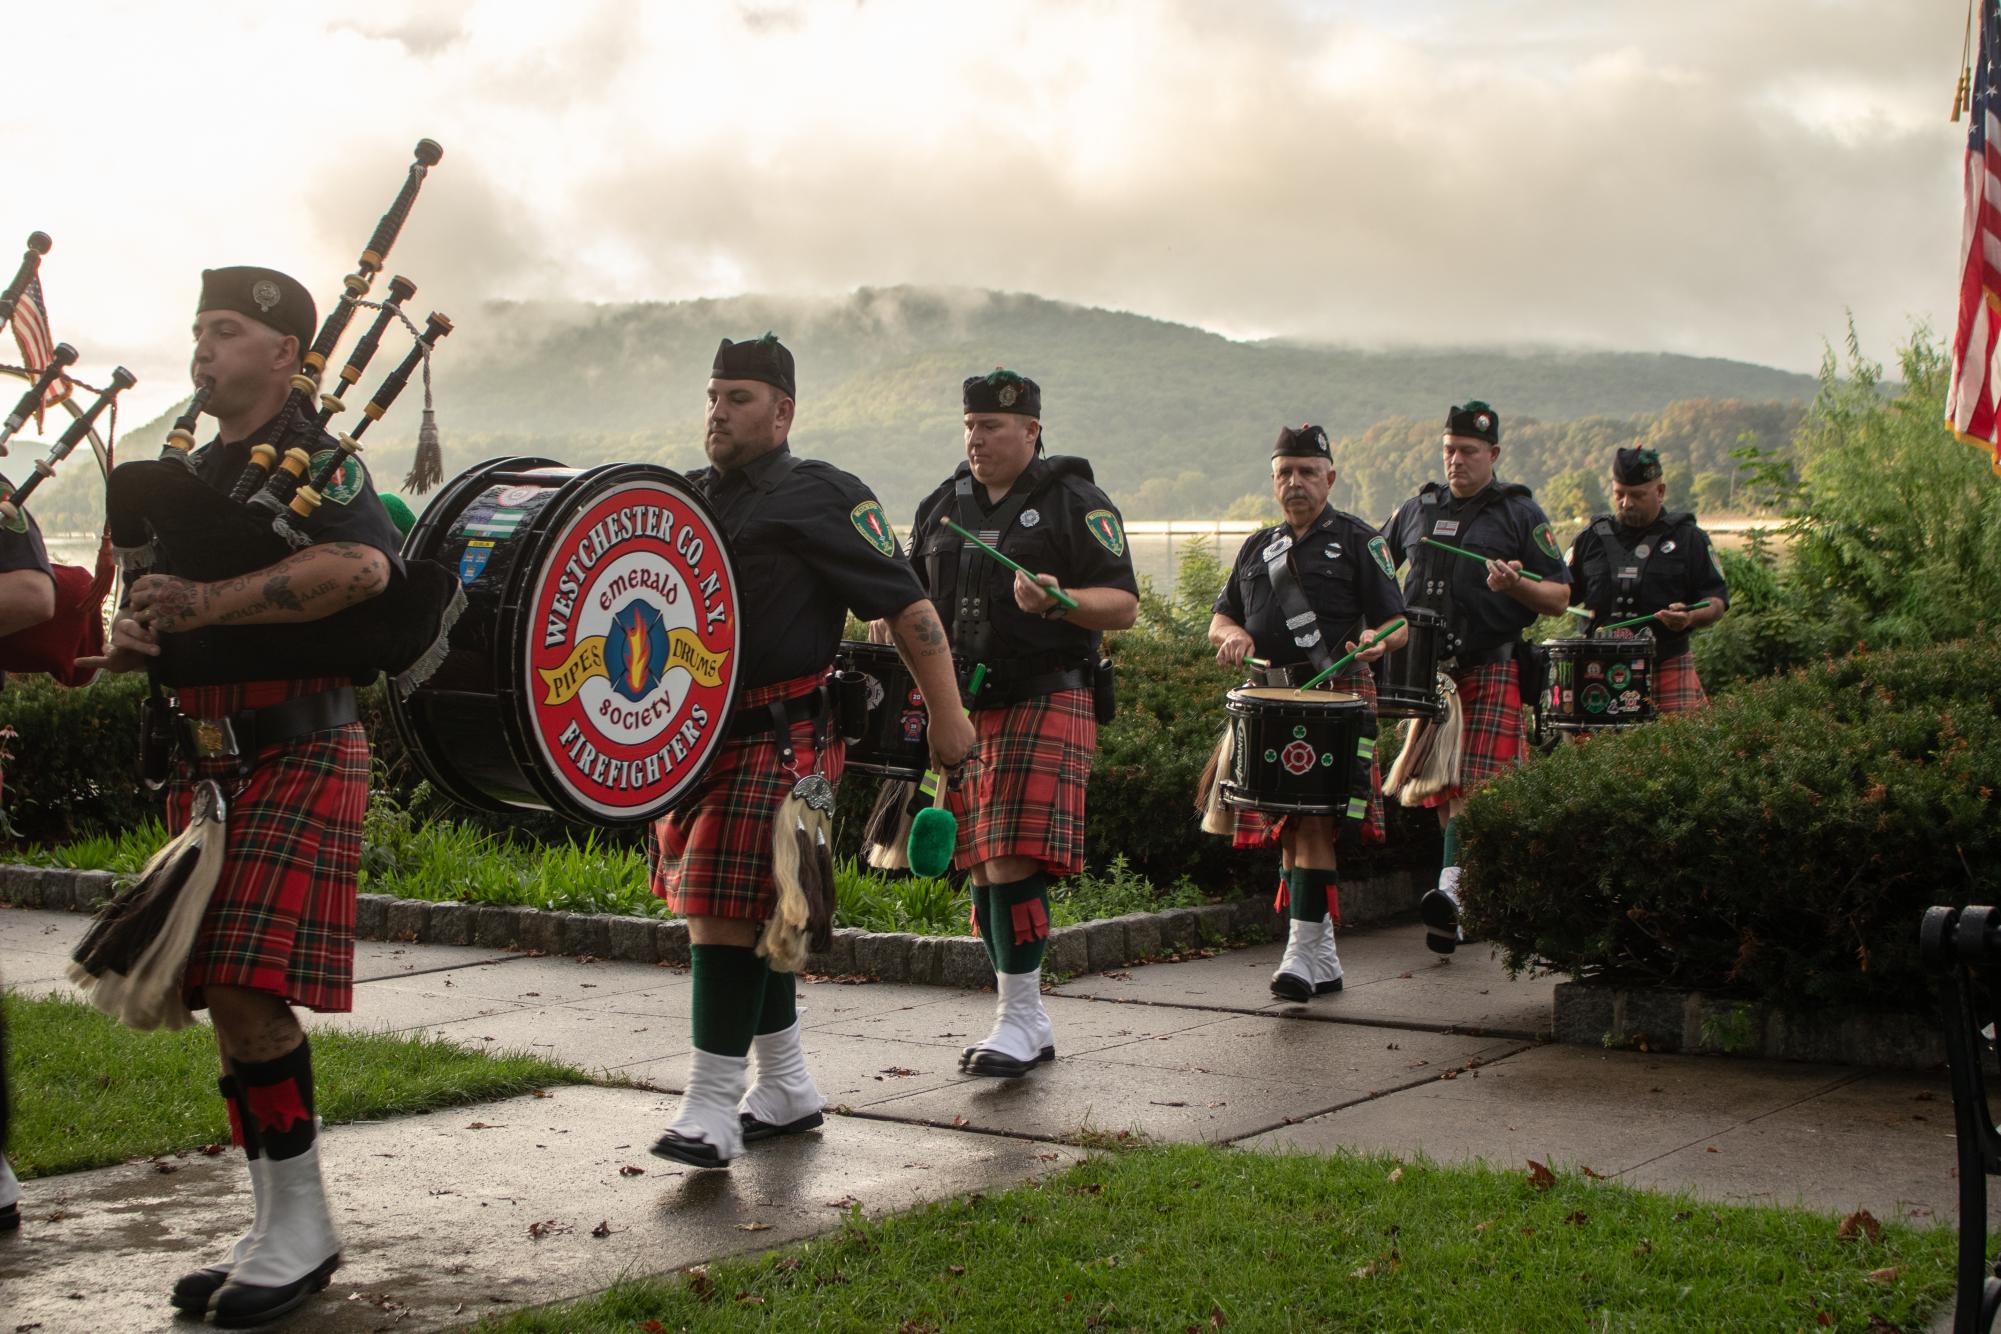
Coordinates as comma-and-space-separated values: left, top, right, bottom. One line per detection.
1245, 656, 1271, 669
1421, 535, 1547, 582
1599, 600, 1713, 633
941, 517, 1081, 610
1297, 617, 1408, 693
908, 663, 987, 878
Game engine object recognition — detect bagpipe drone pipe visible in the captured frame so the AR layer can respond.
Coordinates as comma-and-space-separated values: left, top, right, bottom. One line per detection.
104, 140, 464, 691
0, 231, 137, 685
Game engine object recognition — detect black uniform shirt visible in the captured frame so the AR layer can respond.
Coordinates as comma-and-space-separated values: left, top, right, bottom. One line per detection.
1566, 512, 1729, 659
1213, 505, 1405, 665
190, 409, 407, 573
693, 443, 924, 691
1381, 481, 1569, 656
0, 509, 53, 581
910, 455, 1139, 666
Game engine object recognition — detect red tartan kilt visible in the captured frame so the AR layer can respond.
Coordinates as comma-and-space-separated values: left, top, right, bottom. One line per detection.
1420, 659, 1523, 808
1229, 663, 1386, 850
948, 688, 1095, 876
652, 673, 844, 920
1655, 653, 1709, 713
171, 677, 367, 1014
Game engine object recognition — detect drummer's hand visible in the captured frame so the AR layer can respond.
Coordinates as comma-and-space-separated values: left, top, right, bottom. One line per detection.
78, 614, 160, 672
1013, 570, 1063, 615
129, 574, 206, 633
1484, 558, 1525, 592
1346, 635, 1390, 665
866, 617, 893, 645
927, 708, 976, 772
1653, 603, 1694, 632
1215, 625, 1255, 667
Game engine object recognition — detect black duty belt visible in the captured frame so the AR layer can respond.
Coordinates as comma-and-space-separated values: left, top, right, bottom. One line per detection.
727, 687, 828, 740
175, 686, 359, 763
1447, 640, 1516, 670
972, 662, 1091, 709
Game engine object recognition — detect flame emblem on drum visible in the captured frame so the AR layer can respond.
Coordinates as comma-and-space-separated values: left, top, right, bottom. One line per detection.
605, 601, 670, 704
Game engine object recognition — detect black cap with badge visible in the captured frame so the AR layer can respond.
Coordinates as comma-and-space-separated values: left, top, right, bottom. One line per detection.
711, 332, 797, 398
198, 266, 316, 349
963, 367, 1041, 418
1612, 446, 1663, 484
1271, 422, 1332, 459
1444, 399, 1500, 446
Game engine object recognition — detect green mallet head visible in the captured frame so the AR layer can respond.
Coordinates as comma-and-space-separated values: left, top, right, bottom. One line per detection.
907, 802, 957, 880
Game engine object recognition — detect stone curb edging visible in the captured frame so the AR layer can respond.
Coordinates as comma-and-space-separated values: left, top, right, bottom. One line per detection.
0, 863, 1423, 987
1551, 980, 1950, 1073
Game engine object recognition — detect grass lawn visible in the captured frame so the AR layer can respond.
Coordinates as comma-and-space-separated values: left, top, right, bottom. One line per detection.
6, 992, 593, 1178
470, 1144, 1956, 1333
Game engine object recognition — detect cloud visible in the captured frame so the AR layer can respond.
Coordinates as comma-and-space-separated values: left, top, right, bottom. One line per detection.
0, 0, 1961, 420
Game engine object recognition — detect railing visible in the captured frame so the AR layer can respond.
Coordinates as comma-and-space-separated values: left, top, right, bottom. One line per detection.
1920, 904, 2001, 1334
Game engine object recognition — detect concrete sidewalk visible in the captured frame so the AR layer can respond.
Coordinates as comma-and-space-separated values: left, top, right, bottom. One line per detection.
1, 906, 1976, 1332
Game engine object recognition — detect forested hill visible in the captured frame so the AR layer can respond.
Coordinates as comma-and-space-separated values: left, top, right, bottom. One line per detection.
19, 287, 1818, 531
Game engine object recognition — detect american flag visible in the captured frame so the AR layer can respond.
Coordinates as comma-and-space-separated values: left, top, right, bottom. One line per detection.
7, 273, 69, 428
1949, 0, 2001, 474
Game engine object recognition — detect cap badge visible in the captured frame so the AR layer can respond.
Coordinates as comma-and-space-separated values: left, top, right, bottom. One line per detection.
1475, 413, 1491, 431
251, 279, 281, 313
997, 385, 1018, 408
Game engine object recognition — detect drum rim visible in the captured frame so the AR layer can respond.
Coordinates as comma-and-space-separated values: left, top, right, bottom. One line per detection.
1225, 685, 1365, 706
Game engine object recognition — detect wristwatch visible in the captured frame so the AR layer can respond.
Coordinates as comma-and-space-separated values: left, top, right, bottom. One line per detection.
1041, 599, 1069, 621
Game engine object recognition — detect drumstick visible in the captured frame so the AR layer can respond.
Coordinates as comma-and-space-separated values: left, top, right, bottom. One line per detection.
1421, 535, 1546, 582
1564, 606, 1594, 621
941, 518, 1081, 609
1296, 617, 1407, 692
1599, 600, 1712, 633
1245, 656, 1271, 669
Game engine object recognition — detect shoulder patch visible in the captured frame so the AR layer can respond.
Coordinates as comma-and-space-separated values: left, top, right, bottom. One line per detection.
850, 500, 898, 556
1533, 522, 1561, 560
307, 449, 364, 506
1085, 508, 1126, 557
1367, 535, 1396, 580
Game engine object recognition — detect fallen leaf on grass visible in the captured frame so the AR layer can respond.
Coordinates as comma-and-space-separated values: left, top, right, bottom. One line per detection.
737, 1222, 773, 1232
774, 1257, 802, 1273
1525, 1160, 1557, 1191
1472, 1221, 1492, 1234
947, 1264, 966, 1276
1579, 1165, 1607, 1180
1632, 1239, 1653, 1256
682, 1265, 716, 1301
1838, 1210, 1883, 1244
1387, 1167, 1404, 1183
1866, 1266, 1901, 1285
1210, 1304, 1229, 1328
640, 1319, 669, 1332
738, 1294, 767, 1306
1563, 1210, 1590, 1227
532, 1088, 551, 1099
1816, 1313, 1834, 1327
1351, 1262, 1378, 1279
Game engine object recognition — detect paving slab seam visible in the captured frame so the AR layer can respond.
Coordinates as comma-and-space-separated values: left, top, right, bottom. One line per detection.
828, 1104, 1087, 1149
1610, 1067, 1876, 1180
1202, 1042, 1542, 1148
354, 954, 533, 984
1048, 989, 1543, 1042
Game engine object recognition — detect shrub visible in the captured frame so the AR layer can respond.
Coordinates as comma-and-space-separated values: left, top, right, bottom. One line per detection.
0, 673, 151, 842
1458, 638, 2001, 1010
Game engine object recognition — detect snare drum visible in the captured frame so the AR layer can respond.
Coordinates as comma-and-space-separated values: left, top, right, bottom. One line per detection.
1220, 686, 1376, 818
1538, 636, 1657, 734
835, 640, 930, 780
388, 457, 742, 824
1371, 606, 1445, 720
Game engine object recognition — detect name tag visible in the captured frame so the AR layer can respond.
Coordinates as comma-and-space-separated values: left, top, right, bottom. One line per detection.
1433, 520, 1460, 538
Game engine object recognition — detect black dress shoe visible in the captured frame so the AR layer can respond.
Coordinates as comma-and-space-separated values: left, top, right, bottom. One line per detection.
739, 1110, 825, 1143
0, 1201, 17, 1234
1270, 970, 1314, 1002
1425, 929, 1459, 956
960, 1043, 1054, 1071
650, 1131, 731, 1169
962, 1045, 1057, 1078
1316, 976, 1344, 995
169, 1264, 230, 1314
209, 1252, 340, 1328
1420, 888, 1459, 932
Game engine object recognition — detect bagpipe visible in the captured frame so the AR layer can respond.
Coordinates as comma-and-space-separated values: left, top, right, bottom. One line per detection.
105, 139, 463, 691
0, 231, 137, 686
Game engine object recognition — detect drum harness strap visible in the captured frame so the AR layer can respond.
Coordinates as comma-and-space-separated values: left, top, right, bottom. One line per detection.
1262, 524, 1338, 678
706, 450, 828, 772
1408, 485, 1509, 667
1583, 513, 1688, 628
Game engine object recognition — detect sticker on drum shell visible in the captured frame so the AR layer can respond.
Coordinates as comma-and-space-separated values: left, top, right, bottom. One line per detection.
524, 476, 740, 820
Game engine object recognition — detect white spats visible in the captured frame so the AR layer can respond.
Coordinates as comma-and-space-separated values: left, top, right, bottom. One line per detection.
1422, 865, 1464, 954
963, 969, 1054, 1078
1271, 915, 1344, 1001
739, 1014, 824, 1134
655, 1048, 749, 1167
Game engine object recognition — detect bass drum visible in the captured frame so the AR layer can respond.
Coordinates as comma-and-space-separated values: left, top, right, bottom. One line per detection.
388, 457, 742, 825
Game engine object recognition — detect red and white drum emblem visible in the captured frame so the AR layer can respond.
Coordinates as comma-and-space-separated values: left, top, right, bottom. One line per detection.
523, 477, 741, 820
1281, 739, 1316, 776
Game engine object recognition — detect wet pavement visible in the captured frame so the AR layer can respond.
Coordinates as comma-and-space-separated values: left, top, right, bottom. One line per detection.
0, 905, 1976, 1332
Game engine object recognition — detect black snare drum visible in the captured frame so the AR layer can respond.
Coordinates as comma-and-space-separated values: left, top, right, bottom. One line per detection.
835, 640, 929, 780
1220, 686, 1376, 818
1371, 606, 1445, 720
388, 457, 742, 825
1539, 636, 1657, 734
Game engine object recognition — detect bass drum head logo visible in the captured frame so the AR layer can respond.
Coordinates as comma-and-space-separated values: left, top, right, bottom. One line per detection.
524, 474, 740, 822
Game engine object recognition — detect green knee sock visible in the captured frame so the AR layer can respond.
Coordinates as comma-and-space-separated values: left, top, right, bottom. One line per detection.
969, 881, 999, 969
1442, 818, 1462, 871
990, 874, 1051, 974
754, 966, 797, 1036
1287, 866, 1328, 922
690, 944, 767, 1057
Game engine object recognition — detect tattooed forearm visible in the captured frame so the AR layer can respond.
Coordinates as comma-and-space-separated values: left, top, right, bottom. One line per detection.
263, 575, 304, 613
894, 603, 951, 657
175, 544, 391, 629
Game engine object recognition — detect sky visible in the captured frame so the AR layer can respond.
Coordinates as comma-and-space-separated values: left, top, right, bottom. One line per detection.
0, 0, 1969, 420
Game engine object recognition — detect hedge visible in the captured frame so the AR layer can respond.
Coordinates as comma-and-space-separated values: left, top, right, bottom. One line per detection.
1458, 637, 2001, 1010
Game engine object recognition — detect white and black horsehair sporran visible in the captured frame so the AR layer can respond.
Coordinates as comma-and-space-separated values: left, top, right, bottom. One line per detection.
763, 772, 838, 973
67, 779, 228, 1031
861, 778, 921, 871
1384, 674, 1464, 806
